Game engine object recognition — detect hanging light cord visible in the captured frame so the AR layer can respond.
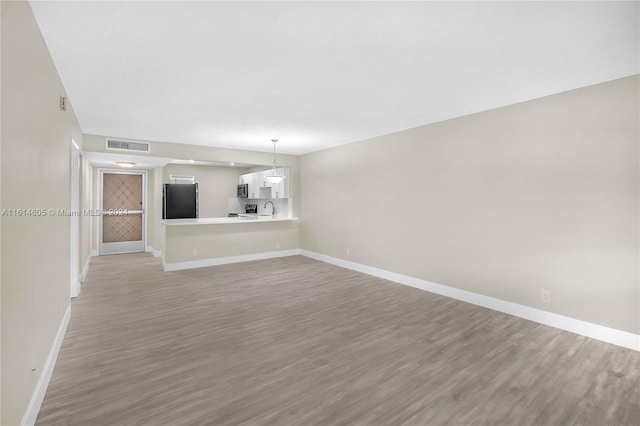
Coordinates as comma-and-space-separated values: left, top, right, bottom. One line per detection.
272, 139, 278, 173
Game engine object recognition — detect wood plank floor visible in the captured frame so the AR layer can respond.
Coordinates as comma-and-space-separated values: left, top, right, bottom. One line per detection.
36, 253, 639, 425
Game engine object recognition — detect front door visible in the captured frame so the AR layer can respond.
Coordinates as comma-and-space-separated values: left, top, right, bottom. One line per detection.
99, 171, 145, 255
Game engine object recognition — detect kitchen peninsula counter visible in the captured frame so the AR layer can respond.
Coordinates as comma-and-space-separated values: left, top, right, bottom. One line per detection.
161, 215, 300, 271
162, 215, 298, 226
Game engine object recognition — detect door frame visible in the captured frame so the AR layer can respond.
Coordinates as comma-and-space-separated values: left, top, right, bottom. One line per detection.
70, 139, 81, 297
97, 168, 147, 255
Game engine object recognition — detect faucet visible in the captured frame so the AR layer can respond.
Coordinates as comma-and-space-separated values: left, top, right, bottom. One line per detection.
264, 201, 276, 217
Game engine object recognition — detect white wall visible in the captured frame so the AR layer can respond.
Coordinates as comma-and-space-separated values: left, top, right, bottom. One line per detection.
147, 167, 165, 256
300, 76, 639, 335
1, 1, 85, 424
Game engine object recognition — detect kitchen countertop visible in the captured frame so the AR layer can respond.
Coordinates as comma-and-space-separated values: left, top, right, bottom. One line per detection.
162, 214, 298, 226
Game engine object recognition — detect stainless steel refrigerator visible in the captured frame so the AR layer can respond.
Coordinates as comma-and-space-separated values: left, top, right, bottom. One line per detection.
162, 183, 198, 219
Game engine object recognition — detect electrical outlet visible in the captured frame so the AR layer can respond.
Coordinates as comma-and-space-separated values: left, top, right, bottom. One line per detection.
541, 289, 551, 304
346, 248, 351, 257
276, 241, 281, 249
192, 248, 197, 257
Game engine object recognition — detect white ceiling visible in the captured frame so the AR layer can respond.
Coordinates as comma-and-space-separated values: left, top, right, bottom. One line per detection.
30, 1, 639, 155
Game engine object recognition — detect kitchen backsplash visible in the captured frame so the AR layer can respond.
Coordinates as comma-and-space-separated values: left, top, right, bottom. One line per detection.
228, 197, 290, 217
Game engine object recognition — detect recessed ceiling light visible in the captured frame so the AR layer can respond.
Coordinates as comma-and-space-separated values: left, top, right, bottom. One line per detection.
230, 162, 235, 166
116, 161, 136, 168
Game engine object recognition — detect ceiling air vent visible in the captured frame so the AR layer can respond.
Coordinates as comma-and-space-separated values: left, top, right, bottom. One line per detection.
105, 138, 150, 153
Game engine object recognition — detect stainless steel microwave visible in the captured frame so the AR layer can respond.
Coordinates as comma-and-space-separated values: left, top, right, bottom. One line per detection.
237, 184, 248, 198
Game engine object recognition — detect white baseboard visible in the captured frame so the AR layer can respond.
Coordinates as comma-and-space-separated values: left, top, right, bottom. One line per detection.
80, 257, 91, 282
21, 303, 71, 426
146, 246, 162, 258
164, 249, 302, 272
90, 249, 98, 257
300, 250, 640, 352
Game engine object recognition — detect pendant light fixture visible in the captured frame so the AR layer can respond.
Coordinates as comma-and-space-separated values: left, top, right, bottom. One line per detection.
265, 139, 285, 184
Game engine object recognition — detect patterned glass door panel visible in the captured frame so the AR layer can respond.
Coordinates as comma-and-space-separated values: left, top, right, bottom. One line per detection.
103, 215, 142, 242
101, 173, 144, 254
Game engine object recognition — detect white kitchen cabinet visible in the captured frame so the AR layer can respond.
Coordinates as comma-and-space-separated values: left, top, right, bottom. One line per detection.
239, 168, 289, 199
267, 168, 289, 199
249, 173, 262, 199
239, 173, 261, 198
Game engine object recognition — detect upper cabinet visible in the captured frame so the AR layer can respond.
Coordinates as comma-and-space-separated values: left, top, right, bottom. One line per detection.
262, 168, 289, 199
239, 167, 290, 199
238, 174, 257, 198
248, 173, 262, 199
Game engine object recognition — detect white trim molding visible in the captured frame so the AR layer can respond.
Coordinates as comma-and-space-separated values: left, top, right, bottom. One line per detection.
69, 140, 81, 299
81, 257, 91, 282
21, 304, 71, 426
300, 250, 640, 352
146, 246, 162, 258
163, 249, 302, 272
